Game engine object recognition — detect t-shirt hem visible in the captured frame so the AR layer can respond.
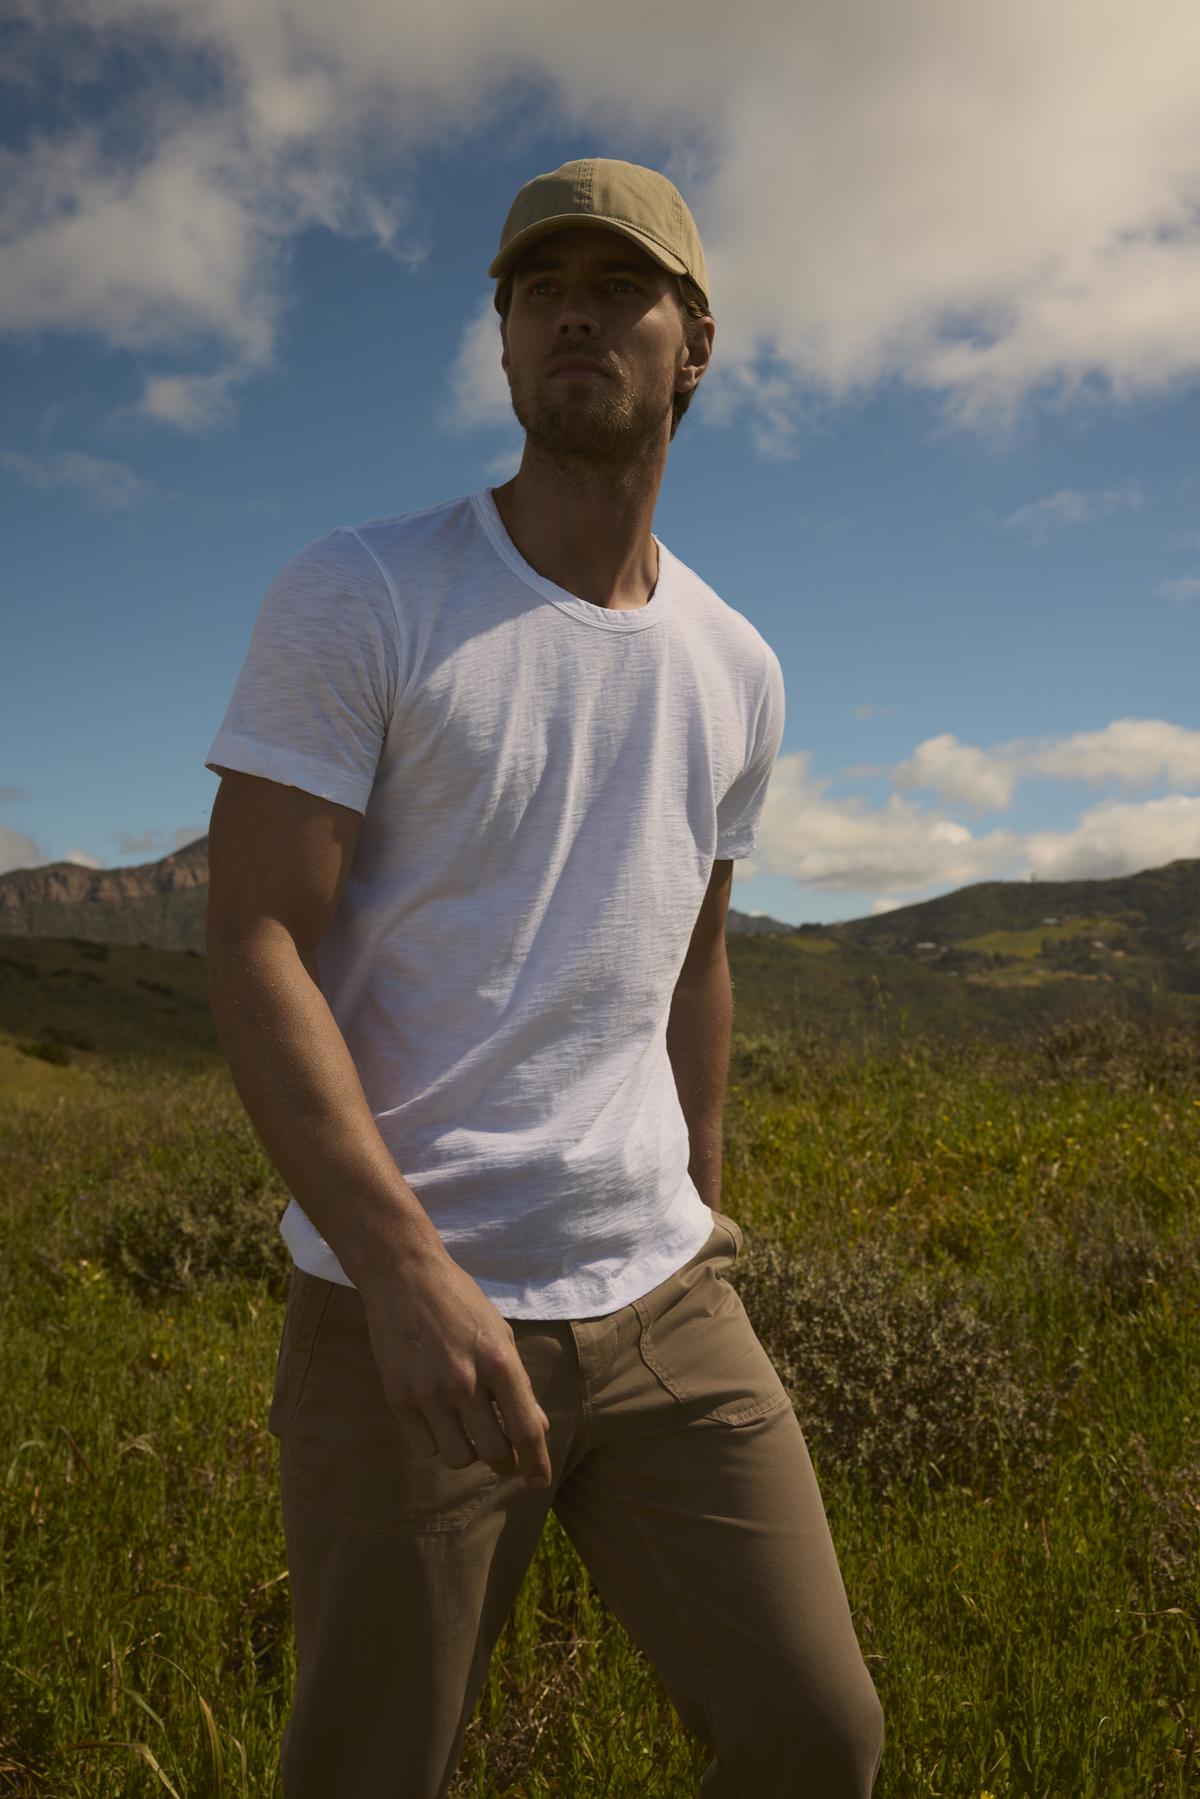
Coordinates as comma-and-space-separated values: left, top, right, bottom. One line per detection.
277, 1194, 718, 1320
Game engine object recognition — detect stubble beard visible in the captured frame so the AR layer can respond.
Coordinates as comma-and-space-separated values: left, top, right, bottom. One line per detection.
507, 362, 676, 471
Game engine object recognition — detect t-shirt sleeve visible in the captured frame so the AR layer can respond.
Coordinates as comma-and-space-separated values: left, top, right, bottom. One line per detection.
715, 645, 785, 860
204, 526, 401, 816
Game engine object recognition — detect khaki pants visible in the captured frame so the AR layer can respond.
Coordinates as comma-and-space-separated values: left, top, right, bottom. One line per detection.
267, 1211, 885, 1797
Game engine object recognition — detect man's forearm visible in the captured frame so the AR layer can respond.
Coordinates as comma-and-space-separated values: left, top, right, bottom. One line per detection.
206, 926, 447, 1290
665, 954, 733, 1210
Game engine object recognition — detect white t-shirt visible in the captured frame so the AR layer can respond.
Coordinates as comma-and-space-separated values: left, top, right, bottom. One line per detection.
205, 488, 785, 1319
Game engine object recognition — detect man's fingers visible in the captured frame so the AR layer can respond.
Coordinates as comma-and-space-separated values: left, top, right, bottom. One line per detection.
393, 1403, 440, 1458
417, 1402, 481, 1468
493, 1381, 553, 1488
392, 1386, 552, 1490
456, 1394, 518, 1469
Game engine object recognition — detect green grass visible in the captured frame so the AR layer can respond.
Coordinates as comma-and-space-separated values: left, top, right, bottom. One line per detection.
2, 1010, 1199, 1795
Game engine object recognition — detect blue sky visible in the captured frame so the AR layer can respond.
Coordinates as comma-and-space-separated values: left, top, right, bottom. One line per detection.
4, 2, 1200, 927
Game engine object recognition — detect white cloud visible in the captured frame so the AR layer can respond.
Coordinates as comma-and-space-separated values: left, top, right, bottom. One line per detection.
998, 484, 1143, 545
1157, 575, 1200, 603
741, 749, 1022, 892
137, 368, 243, 433
0, 446, 154, 508
0, 824, 45, 876
893, 733, 1020, 813
439, 291, 513, 434
1020, 793, 1200, 881
891, 719, 1200, 813
745, 747, 1200, 897
4, 0, 1200, 448
1018, 718, 1200, 789
0, 821, 210, 876
0, 822, 104, 875
482, 442, 523, 481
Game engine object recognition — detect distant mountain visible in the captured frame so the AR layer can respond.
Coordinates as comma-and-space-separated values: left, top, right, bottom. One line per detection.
724, 858, 1200, 1044
0, 835, 795, 949
0, 838, 210, 952
1, 843, 1196, 1066
814, 857, 1200, 1001
824, 858, 1200, 954
725, 908, 795, 937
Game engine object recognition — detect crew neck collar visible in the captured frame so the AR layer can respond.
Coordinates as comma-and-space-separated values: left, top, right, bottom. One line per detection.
470, 488, 673, 632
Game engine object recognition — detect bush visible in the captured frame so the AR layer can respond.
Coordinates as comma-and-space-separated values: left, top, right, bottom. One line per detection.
1026, 1008, 1200, 1092
1058, 1201, 1199, 1316
16, 1038, 70, 1065
1105, 1430, 1200, 1612
729, 1230, 1063, 1503
729, 1027, 833, 1098
98, 1181, 293, 1300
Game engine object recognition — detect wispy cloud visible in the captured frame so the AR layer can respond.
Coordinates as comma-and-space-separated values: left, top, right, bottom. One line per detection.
998, 484, 1143, 545
0, 821, 214, 877
1157, 575, 1200, 604
0, 446, 153, 509
438, 291, 513, 435
0, 824, 46, 876
136, 368, 244, 434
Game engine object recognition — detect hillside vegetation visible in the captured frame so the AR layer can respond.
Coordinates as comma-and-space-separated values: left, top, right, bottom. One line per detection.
2, 936, 1199, 1793
2, 854, 1196, 1071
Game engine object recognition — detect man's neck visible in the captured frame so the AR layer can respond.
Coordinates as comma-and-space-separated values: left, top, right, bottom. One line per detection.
490, 446, 666, 611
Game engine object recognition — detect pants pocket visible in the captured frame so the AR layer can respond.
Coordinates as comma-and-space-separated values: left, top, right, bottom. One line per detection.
284, 1281, 500, 1535
268, 1268, 336, 1438
633, 1230, 790, 1427
709, 1207, 744, 1259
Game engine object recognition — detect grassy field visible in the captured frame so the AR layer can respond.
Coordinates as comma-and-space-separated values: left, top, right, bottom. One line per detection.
2, 1005, 1198, 1795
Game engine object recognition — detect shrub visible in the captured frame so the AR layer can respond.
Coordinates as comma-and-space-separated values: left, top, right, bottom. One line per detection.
98, 1181, 292, 1300
16, 1038, 70, 1065
1057, 1200, 1199, 1316
1104, 1430, 1200, 1612
729, 1230, 1063, 1502
1026, 1009, 1200, 1092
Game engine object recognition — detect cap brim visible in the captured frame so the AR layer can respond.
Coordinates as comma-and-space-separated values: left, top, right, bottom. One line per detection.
488, 213, 690, 282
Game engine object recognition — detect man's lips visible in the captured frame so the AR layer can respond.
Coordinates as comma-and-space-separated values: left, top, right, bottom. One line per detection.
549, 360, 610, 378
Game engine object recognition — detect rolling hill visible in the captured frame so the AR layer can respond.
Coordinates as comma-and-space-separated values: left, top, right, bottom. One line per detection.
0, 843, 1196, 1079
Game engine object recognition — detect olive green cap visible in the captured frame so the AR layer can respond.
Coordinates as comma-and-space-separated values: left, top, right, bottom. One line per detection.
489, 156, 710, 313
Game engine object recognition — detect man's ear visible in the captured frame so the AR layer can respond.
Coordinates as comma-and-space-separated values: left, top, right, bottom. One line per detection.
677, 315, 715, 394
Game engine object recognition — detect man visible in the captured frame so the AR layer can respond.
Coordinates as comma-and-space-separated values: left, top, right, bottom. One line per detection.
205, 156, 884, 1797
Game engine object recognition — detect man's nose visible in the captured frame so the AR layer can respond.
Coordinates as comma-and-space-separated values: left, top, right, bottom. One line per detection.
553, 286, 600, 332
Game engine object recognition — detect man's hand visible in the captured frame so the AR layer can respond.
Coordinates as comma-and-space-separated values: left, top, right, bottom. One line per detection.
357, 1249, 553, 1492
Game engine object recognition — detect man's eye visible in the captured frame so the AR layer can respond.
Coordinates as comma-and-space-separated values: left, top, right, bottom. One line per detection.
526, 278, 638, 295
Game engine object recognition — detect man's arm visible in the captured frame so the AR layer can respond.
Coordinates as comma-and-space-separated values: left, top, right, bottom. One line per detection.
666, 859, 734, 1210
206, 767, 554, 1489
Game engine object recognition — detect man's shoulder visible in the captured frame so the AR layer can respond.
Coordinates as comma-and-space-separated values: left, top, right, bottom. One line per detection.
663, 541, 778, 667
343, 491, 478, 561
